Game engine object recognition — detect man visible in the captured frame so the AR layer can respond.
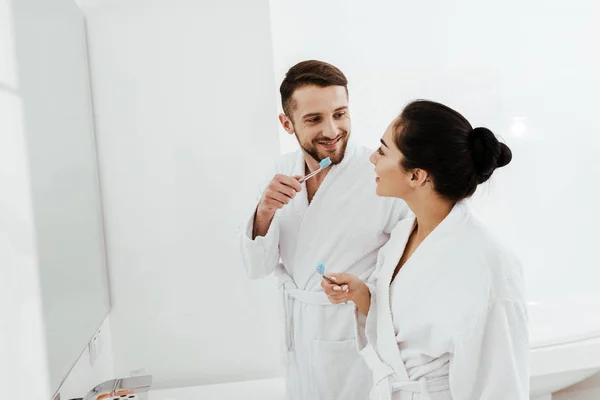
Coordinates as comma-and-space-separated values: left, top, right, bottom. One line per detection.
240, 60, 409, 400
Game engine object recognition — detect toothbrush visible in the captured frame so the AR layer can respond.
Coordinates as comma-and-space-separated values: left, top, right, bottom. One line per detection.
299, 157, 332, 183
317, 263, 337, 284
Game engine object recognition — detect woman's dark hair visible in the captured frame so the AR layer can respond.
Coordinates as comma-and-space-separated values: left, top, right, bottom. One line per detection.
394, 100, 512, 201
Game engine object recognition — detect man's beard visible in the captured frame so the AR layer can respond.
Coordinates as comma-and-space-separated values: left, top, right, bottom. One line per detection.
295, 130, 349, 166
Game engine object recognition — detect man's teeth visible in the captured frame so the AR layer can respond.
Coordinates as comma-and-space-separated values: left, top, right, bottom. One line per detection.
320, 138, 339, 145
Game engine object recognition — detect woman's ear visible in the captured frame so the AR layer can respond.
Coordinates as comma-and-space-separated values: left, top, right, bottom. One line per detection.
411, 169, 429, 187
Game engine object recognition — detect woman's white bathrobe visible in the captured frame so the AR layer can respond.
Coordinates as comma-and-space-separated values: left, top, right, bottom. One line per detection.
355, 202, 529, 400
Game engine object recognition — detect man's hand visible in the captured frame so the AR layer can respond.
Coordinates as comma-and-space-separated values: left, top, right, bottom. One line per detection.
252, 174, 302, 239
257, 174, 303, 216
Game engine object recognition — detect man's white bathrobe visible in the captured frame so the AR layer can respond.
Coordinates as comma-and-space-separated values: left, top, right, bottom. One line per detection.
240, 143, 410, 400
355, 201, 529, 400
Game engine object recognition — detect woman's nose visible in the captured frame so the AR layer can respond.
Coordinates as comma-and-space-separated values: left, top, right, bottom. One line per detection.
370, 151, 377, 165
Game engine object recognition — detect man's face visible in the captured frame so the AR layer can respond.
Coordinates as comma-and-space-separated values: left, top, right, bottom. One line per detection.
282, 85, 350, 165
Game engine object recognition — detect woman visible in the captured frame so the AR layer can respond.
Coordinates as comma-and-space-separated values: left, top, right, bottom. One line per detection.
322, 100, 529, 399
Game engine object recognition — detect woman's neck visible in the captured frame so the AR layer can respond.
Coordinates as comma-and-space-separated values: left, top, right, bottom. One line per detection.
407, 195, 455, 241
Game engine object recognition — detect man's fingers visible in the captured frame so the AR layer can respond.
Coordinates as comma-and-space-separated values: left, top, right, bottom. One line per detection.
277, 174, 302, 192
268, 191, 292, 205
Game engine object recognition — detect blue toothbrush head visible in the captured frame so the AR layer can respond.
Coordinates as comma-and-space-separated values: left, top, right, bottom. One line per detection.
319, 157, 332, 169
316, 263, 326, 275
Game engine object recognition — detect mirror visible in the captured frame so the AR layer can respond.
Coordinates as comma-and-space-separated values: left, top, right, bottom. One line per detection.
1, 0, 110, 397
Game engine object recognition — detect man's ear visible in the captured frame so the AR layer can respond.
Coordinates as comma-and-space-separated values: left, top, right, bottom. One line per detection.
279, 113, 295, 135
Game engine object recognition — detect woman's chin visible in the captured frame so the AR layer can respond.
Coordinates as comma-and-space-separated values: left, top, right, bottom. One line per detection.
376, 186, 402, 199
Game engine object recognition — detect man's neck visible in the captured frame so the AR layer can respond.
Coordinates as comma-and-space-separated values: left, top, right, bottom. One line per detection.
304, 162, 328, 204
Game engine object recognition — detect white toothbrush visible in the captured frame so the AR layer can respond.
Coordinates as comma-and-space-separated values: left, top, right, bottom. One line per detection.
299, 157, 332, 183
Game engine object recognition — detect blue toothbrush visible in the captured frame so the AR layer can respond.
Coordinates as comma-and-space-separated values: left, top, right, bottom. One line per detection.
317, 263, 336, 284
299, 158, 332, 183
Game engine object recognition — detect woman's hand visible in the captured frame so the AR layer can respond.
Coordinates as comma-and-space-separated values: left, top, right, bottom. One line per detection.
321, 273, 371, 315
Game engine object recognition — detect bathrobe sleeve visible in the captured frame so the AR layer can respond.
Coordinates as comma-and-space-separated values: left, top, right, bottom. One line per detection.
238, 164, 282, 279
353, 250, 385, 352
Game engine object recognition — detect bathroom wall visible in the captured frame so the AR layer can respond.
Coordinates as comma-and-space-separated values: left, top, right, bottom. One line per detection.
0, 1, 48, 397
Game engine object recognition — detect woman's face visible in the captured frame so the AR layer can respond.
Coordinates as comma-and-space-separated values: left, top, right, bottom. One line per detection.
370, 118, 414, 199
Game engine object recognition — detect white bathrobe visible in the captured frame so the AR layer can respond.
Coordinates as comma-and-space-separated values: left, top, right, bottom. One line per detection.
355, 201, 529, 400
240, 143, 410, 400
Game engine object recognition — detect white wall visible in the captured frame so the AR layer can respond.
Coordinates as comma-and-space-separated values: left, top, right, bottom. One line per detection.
270, 0, 600, 301
81, 0, 283, 389
1, 0, 110, 397
1, 0, 49, 397
1, 1, 50, 396
0, 52, 50, 400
